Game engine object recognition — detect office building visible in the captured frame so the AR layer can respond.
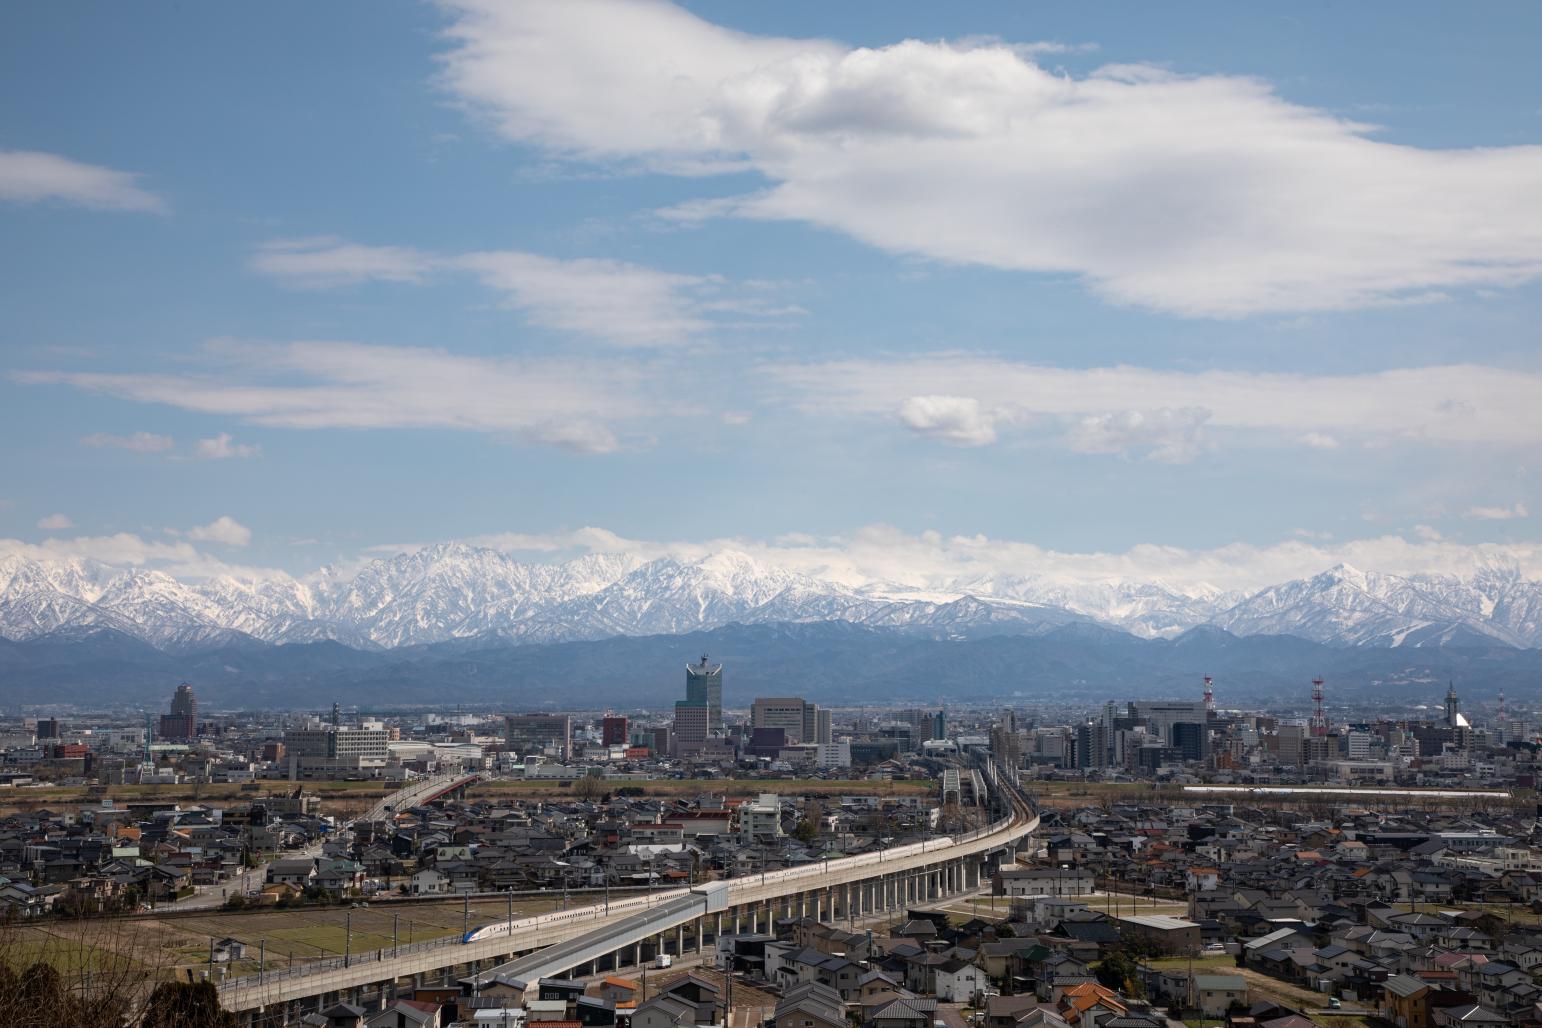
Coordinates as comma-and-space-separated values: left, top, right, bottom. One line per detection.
1171, 721, 1208, 762
803, 703, 832, 746
601, 715, 629, 747
158, 682, 198, 741
284, 722, 389, 780
1075, 721, 1110, 769
504, 714, 573, 760
752, 697, 806, 740
686, 655, 723, 734
672, 701, 710, 756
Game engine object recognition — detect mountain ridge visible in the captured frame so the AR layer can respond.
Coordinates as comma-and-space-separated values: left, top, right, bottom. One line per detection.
2, 545, 1540, 653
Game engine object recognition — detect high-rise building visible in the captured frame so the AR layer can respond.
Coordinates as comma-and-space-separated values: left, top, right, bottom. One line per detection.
35, 718, 61, 740
1128, 700, 1207, 750
1075, 722, 1109, 768
686, 654, 723, 734
504, 714, 573, 760
752, 697, 807, 742
931, 709, 947, 742
1171, 721, 1208, 762
171, 682, 197, 719
158, 682, 198, 741
601, 715, 629, 747
804, 703, 831, 745
672, 701, 710, 756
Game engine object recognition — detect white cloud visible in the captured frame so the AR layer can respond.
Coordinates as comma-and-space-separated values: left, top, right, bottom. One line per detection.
1463, 502, 1530, 521
0, 533, 282, 581
763, 355, 1542, 452
1299, 432, 1339, 450
1066, 407, 1210, 463
452, 250, 711, 347
897, 395, 998, 446
15, 339, 649, 454
250, 237, 795, 347
437, 0, 1542, 315
0, 150, 166, 212
36, 513, 74, 530
451, 522, 1542, 595
250, 237, 431, 287
1413, 524, 1443, 541
187, 515, 253, 547
195, 433, 261, 460
81, 431, 175, 453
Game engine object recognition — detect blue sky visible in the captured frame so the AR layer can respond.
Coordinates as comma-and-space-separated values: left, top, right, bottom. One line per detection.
2, 1, 1540, 590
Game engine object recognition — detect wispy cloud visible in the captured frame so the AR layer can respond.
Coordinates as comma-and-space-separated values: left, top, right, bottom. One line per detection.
437, 0, 1542, 316
250, 237, 430, 287
81, 431, 175, 453
15, 339, 652, 455
1464, 502, 1530, 521
432, 522, 1542, 595
763, 355, 1542, 454
36, 513, 74, 530
0, 150, 166, 212
1066, 407, 1211, 463
250, 237, 799, 347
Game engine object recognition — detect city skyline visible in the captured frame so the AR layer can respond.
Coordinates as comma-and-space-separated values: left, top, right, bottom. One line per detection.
2, 2, 1541, 588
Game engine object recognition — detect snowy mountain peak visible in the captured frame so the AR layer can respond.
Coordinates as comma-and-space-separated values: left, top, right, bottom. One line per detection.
0, 545, 1539, 651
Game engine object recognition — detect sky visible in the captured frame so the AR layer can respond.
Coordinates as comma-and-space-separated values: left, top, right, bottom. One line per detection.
2, 0, 1541, 591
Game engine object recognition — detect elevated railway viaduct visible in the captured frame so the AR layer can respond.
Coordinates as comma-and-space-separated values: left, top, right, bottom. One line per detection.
220, 765, 1037, 1025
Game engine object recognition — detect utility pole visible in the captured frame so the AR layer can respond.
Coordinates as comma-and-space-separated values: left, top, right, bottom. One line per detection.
393, 914, 399, 958
258, 940, 265, 986
345, 909, 351, 968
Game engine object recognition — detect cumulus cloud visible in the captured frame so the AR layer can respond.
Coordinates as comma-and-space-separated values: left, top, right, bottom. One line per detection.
0, 150, 166, 212
250, 237, 797, 347
36, 513, 74, 530
437, 0, 1542, 316
81, 431, 174, 453
764, 355, 1542, 453
187, 516, 253, 547
897, 395, 998, 446
1464, 502, 1530, 521
195, 433, 261, 460
1066, 407, 1210, 462
1299, 433, 1339, 450
15, 339, 649, 455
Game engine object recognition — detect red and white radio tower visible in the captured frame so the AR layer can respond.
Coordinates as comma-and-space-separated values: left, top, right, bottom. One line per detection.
1310, 677, 1328, 737
1203, 675, 1215, 717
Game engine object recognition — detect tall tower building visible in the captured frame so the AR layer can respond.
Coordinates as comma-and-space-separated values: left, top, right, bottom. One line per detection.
171, 682, 197, 719
686, 654, 723, 734
159, 682, 198, 741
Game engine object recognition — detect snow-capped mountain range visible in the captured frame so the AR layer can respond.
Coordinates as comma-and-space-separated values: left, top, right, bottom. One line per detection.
1, 544, 1539, 651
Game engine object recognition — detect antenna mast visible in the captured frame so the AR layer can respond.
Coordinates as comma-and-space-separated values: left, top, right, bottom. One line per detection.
1310, 677, 1327, 737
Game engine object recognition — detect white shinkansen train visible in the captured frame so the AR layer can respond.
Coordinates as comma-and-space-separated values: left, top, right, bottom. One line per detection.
460, 836, 954, 945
